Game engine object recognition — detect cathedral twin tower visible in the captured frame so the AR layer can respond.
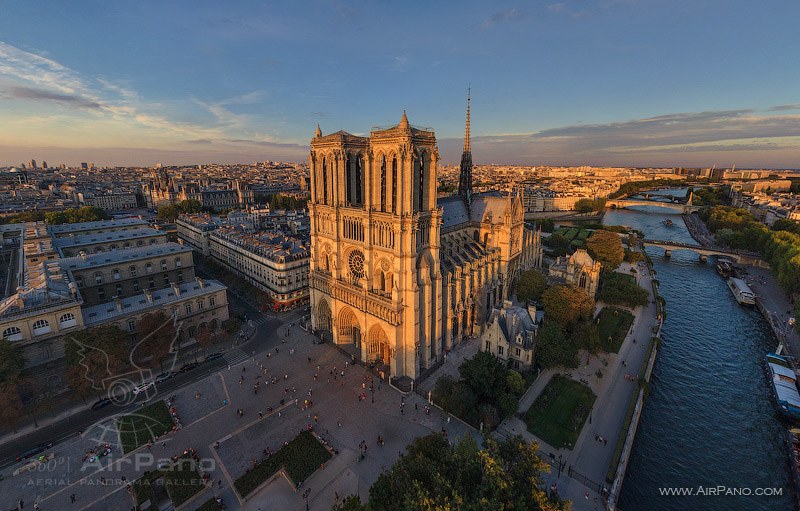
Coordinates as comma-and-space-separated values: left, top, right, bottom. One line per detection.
308, 99, 541, 383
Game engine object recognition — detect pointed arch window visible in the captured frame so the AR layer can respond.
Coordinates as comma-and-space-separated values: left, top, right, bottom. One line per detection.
321, 157, 328, 205
380, 156, 387, 212
392, 157, 398, 213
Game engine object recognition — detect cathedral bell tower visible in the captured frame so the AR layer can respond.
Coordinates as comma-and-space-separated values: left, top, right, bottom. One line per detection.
308, 113, 442, 381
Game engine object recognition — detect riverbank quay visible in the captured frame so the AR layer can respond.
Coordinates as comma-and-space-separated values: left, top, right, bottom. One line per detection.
743, 266, 800, 358
494, 257, 660, 511
683, 212, 715, 247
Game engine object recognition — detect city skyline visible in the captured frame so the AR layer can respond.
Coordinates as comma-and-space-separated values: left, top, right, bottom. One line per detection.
1, 1, 799, 168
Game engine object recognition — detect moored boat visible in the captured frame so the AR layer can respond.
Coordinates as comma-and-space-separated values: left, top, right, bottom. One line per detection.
716, 260, 734, 278
662, 218, 674, 227
766, 353, 800, 421
727, 277, 755, 305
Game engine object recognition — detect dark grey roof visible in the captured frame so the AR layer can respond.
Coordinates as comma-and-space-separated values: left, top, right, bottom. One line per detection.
437, 196, 469, 228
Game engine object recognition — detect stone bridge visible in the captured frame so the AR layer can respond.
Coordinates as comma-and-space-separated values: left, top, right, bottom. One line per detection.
606, 190, 700, 213
642, 239, 767, 266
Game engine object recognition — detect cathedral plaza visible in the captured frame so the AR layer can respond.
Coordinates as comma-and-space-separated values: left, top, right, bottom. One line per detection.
0, 320, 479, 511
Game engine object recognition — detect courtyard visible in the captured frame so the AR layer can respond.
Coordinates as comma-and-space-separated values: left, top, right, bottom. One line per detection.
0, 323, 478, 511
523, 375, 596, 450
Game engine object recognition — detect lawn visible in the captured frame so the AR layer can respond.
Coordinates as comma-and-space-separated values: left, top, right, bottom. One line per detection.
131, 456, 206, 510
524, 375, 596, 450
234, 430, 332, 498
597, 306, 635, 353
117, 400, 174, 453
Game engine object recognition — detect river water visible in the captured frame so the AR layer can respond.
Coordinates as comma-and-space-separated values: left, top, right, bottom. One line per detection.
603, 206, 794, 511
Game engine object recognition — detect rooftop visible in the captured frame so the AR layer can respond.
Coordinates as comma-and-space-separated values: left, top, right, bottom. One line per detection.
48, 217, 148, 235
210, 227, 310, 263
82, 278, 225, 326
58, 242, 191, 271
52, 227, 166, 249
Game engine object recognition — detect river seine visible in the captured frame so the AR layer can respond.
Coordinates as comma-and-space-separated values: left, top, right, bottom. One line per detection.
602, 206, 794, 511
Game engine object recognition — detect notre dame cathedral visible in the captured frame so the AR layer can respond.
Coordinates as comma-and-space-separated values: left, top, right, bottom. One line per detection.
309, 95, 542, 384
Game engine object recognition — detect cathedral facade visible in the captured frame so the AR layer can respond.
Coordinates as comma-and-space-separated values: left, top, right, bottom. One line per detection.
309, 100, 542, 382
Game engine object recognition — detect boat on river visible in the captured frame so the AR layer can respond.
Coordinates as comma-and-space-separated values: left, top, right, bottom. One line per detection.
662, 219, 674, 227
716, 260, 734, 278
766, 353, 800, 421
727, 277, 755, 305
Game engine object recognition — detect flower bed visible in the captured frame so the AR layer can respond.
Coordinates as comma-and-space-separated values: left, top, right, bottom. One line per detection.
118, 400, 175, 453
234, 430, 332, 498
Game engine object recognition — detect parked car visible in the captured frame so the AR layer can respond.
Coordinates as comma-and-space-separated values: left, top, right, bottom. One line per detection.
179, 362, 200, 373
16, 441, 54, 462
90, 398, 113, 411
132, 381, 155, 395
205, 352, 223, 362
154, 371, 177, 383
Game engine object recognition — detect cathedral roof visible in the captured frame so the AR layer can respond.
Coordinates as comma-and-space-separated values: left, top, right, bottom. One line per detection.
438, 196, 470, 228
470, 194, 510, 224
570, 249, 596, 268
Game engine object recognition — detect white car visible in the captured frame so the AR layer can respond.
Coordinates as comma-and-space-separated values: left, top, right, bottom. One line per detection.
132, 381, 155, 395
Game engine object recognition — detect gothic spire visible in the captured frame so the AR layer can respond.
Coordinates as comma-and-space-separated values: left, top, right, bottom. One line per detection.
458, 87, 473, 210
464, 86, 471, 152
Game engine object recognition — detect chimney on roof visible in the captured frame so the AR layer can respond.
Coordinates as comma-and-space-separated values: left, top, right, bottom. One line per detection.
527, 303, 537, 323
172, 282, 181, 297
196, 277, 205, 289
144, 289, 153, 303
79, 251, 87, 261
114, 296, 123, 311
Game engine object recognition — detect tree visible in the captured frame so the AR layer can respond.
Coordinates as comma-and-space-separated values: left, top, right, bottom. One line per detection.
586, 230, 624, 272
459, 351, 508, 402
541, 285, 596, 331
158, 199, 201, 222
331, 495, 366, 511
570, 320, 601, 355
45, 206, 110, 225
64, 325, 130, 399
195, 324, 216, 357
516, 269, 547, 303
543, 233, 569, 257
574, 198, 606, 213
0, 382, 23, 430
135, 312, 178, 369
0, 340, 25, 384
535, 321, 578, 369
366, 434, 565, 511
599, 272, 649, 308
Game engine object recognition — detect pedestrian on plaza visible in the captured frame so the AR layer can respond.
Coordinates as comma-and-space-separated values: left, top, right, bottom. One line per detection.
70, 494, 76, 504
259, 411, 263, 419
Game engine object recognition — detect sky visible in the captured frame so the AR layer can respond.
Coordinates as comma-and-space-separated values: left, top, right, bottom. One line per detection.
1, 0, 799, 168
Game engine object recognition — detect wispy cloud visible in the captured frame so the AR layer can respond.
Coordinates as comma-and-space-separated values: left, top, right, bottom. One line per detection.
477, 8, 529, 30
6, 86, 102, 109
438, 108, 800, 167
0, 41, 87, 94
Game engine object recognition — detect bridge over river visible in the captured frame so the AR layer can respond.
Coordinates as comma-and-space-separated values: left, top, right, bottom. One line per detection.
606, 190, 700, 213
642, 239, 767, 266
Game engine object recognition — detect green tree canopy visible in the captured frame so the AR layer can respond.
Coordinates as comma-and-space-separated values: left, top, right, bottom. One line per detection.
541, 284, 596, 331
135, 312, 178, 368
536, 321, 579, 369
586, 230, 624, 272
574, 197, 606, 213
64, 325, 131, 398
515, 269, 547, 303
45, 206, 110, 225
0, 340, 25, 384
158, 199, 202, 222
361, 434, 566, 511
599, 272, 649, 308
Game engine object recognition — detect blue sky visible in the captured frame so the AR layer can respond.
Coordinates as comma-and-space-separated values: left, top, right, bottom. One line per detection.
1, 0, 799, 167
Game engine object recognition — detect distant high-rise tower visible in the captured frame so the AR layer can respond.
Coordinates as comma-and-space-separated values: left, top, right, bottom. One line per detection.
457, 88, 473, 211
29, 159, 37, 170
81, 162, 88, 170
41, 161, 47, 170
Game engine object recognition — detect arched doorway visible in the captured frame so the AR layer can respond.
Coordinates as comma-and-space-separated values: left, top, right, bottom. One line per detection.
367, 324, 392, 375
316, 299, 332, 341
337, 307, 361, 347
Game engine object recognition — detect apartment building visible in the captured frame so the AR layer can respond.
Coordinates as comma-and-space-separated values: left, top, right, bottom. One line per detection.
210, 227, 310, 305
58, 242, 194, 306
176, 214, 219, 256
